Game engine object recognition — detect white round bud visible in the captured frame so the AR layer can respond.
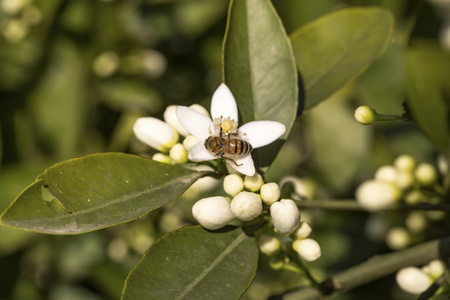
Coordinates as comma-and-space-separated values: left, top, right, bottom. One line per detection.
93, 51, 120, 77
192, 196, 235, 230
405, 212, 427, 233
396, 267, 431, 294
396, 171, 414, 190
223, 174, 244, 197
169, 143, 188, 164
258, 234, 280, 256
354, 106, 377, 125
293, 238, 321, 262
386, 227, 410, 250
244, 173, 264, 192
270, 199, 301, 234
1, 0, 30, 15
355, 180, 401, 211
133, 117, 179, 152
394, 155, 416, 172
182, 135, 200, 151
189, 104, 210, 118
152, 153, 172, 164
295, 222, 312, 239
425, 260, 445, 279
375, 166, 398, 184
230, 192, 262, 221
415, 163, 438, 186
164, 105, 190, 137
260, 183, 281, 205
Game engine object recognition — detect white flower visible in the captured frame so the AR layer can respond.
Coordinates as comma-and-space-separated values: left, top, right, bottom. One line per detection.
355, 180, 401, 211
192, 196, 235, 230
230, 192, 262, 221
292, 238, 321, 261
164, 105, 190, 137
133, 117, 179, 152
270, 199, 300, 234
396, 267, 431, 294
176, 83, 286, 176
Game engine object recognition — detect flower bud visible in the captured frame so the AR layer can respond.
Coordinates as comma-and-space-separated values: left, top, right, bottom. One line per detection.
293, 238, 321, 262
152, 153, 172, 164
192, 196, 235, 230
396, 267, 431, 294
415, 163, 438, 186
93, 51, 120, 77
396, 171, 414, 190
164, 105, 190, 137
355, 180, 401, 211
1, 0, 29, 15
424, 260, 445, 279
405, 212, 427, 233
386, 227, 410, 250
258, 234, 280, 256
133, 117, 179, 152
375, 166, 398, 184
279, 176, 316, 201
295, 222, 312, 239
169, 143, 188, 164
270, 199, 300, 234
189, 104, 210, 118
223, 174, 244, 197
230, 192, 262, 221
354, 106, 377, 125
394, 155, 416, 172
405, 190, 425, 205
182, 135, 199, 151
244, 173, 264, 192
260, 183, 281, 205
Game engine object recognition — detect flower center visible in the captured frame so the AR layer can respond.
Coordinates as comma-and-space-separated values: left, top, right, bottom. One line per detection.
211, 116, 238, 135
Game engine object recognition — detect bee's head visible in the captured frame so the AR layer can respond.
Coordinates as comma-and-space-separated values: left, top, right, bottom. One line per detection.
205, 136, 224, 156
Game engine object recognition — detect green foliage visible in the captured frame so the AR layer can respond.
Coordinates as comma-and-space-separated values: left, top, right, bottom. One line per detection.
1, 153, 207, 234
290, 7, 394, 109
122, 226, 258, 299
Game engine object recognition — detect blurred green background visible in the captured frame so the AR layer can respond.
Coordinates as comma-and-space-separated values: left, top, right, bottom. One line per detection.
0, 0, 448, 299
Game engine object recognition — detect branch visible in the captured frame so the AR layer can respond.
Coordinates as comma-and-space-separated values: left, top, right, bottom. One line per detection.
279, 235, 450, 299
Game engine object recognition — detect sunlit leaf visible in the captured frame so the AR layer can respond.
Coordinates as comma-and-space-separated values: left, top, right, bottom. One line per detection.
1, 153, 207, 234
290, 7, 394, 109
122, 226, 258, 300
223, 0, 298, 168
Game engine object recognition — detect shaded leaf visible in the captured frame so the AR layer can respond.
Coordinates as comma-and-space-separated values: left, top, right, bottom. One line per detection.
290, 7, 394, 110
122, 226, 258, 300
405, 40, 450, 153
1, 153, 207, 234
223, 0, 298, 168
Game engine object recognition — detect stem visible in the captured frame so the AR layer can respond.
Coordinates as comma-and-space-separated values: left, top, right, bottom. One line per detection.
286, 247, 321, 289
294, 200, 450, 212
280, 235, 450, 299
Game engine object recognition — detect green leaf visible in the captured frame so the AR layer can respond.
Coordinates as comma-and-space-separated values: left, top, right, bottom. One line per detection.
122, 226, 258, 300
223, 0, 298, 168
1, 153, 207, 234
405, 40, 450, 154
290, 7, 394, 110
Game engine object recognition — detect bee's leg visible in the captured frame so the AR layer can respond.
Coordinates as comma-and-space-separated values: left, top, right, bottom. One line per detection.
223, 157, 243, 166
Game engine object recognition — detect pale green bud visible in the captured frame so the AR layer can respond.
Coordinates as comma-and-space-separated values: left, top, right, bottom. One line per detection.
1, 0, 30, 14
405, 190, 425, 205
293, 238, 321, 262
356, 180, 401, 211
223, 174, 244, 197
405, 212, 427, 233
415, 163, 438, 186
270, 199, 300, 234
152, 153, 172, 164
354, 106, 377, 125
260, 182, 280, 205
375, 166, 398, 184
192, 196, 235, 230
169, 143, 188, 164
396, 171, 415, 190
294, 222, 312, 239
230, 192, 262, 221
396, 267, 431, 294
394, 155, 416, 172
93, 51, 120, 77
258, 234, 280, 256
244, 173, 264, 192
424, 260, 445, 279
386, 227, 410, 250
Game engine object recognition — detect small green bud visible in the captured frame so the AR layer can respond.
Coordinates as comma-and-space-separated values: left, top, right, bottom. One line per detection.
354, 106, 377, 125
169, 143, 188, 164
415, 163, 438, 186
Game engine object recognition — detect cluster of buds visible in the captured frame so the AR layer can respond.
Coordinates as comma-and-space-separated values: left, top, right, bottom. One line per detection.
1, 0, 41, 43
359, 155, 445, 249
396, 260, 445, 294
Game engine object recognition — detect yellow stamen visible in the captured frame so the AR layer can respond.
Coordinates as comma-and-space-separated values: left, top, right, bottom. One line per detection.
221, 120, 232, 132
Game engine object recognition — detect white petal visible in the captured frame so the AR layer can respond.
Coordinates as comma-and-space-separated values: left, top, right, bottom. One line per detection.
164, 105, 190, 136
176, 106, 213, 140
188, 142, 217, 162
210, 83, 238, 121
228, 155, 255, 176
239, 121, 286, 148
133, 117, 178, 152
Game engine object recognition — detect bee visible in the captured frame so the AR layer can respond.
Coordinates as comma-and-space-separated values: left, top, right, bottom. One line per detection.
205, 125, 253, 166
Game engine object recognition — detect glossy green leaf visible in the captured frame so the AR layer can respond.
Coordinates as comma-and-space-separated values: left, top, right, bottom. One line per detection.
405, 41, 450, 153
1, 153, 207, 234
122, 226, 258, 300
223, 0, 298, 168
290, 7, 394, 110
